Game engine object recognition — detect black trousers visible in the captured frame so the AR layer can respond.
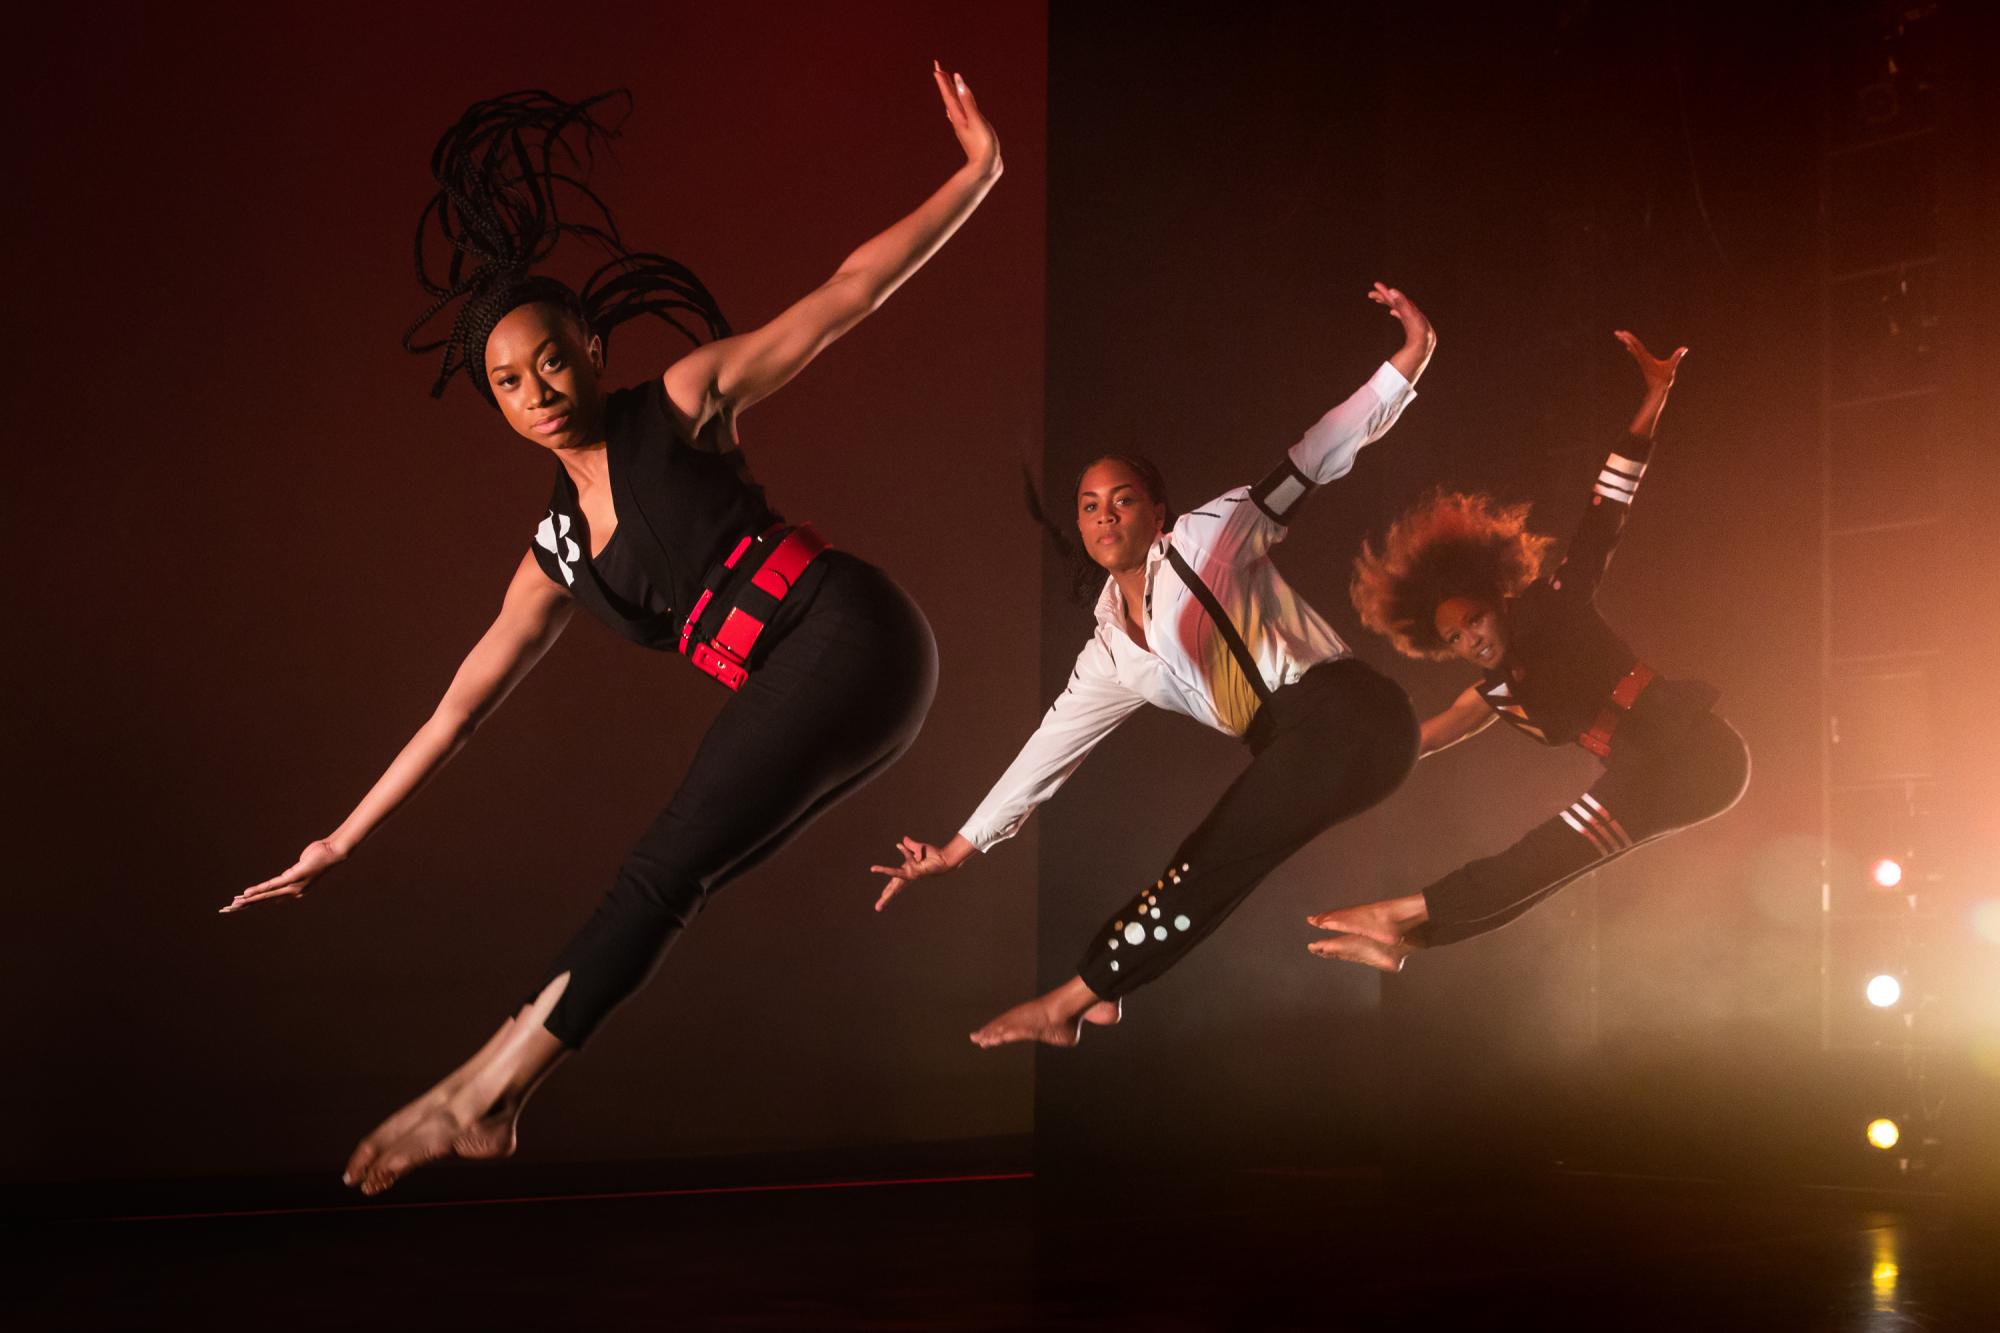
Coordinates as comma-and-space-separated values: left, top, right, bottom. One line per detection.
1413, 710, 1750, 947
1077, 659, 1418, 1000
536, 554, 937, 1048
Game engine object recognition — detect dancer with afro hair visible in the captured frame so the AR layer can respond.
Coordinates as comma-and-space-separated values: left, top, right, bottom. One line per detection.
1309, 331, 1748, 972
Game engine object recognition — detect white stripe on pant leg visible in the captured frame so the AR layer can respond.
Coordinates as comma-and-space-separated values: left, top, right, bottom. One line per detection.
1571, 797, 1630, 852
1561, 807, 1613, 857
1580, 792, 1633, 848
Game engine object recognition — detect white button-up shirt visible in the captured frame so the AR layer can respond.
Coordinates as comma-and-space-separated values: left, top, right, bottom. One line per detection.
960, 361, 1417, 852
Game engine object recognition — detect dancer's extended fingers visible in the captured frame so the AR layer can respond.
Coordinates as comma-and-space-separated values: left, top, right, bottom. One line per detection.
223, 885, 287, 912
933, 61, 963, 126
874, 877, 909, 911
954, 71, 982, 124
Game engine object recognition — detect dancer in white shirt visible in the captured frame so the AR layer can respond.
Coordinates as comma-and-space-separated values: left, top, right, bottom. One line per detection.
872, 285, 1436, 1047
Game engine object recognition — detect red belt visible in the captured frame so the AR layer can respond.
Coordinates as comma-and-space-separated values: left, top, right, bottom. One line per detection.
1578, 662, 1655, 760
678, 523, 828, 691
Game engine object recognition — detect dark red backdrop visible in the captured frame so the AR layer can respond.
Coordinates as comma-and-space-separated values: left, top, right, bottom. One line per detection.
13, 1, 1045, 1182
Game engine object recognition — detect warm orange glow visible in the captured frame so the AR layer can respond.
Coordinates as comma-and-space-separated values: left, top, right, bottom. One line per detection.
1972, 899, 2000, 946
1870, 858, 1905, 890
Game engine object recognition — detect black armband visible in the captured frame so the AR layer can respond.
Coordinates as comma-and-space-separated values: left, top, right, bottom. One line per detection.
1250, 457, 1317, 523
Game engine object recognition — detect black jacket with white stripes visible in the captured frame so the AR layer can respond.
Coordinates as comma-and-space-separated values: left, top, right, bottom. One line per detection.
1475, 432, 1717, 754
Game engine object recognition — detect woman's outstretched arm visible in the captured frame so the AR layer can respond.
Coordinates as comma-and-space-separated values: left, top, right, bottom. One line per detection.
1419, 685, 1498, 757
1551, 331, 1687, 601
1620, 330, 1685, 441
662, 62, 1003, 438
1233, 285, 1433, 537
871, 635, 1146, 911
224, 552, 574, 912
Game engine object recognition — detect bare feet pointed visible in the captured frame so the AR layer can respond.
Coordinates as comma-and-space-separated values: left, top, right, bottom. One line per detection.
342, 1090, 520, 1196
1305, 906, 1403, 945
1307, 933, 1417, 974
970, 996, 1086, 1049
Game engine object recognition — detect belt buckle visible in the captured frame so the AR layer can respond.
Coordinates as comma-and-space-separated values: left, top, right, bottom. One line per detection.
689, 641, 749, 691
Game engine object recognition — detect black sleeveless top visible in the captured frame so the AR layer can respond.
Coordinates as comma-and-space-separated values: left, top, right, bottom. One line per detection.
529, 378, 790, 652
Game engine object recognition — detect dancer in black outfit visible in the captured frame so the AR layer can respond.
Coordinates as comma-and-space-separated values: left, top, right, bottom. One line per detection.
1308, 332, 1749, 972
225, 67, 1002, 1194
873, 286, 1435, 1047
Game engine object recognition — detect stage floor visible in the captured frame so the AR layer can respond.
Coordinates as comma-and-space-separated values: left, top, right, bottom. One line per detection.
15, 1157, 1998, 1329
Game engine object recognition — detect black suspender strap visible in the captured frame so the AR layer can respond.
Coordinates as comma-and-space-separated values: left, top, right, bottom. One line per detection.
1165, 543, 1273, 705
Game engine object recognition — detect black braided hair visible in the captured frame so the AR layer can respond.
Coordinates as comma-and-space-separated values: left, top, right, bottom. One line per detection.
402, 89, 731, 405
1024, 454, 1175, 607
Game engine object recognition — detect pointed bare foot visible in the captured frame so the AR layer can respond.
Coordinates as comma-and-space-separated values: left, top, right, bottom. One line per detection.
1307, 932, 1417, 973
343, 1088, 520, 1196
1306, 894, 1426, 946
970, 995, 1084, 1048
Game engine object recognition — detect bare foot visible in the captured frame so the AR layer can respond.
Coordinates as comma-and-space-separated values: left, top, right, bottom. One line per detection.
343, 1087, 520, 1196
343, 973, 571, 1196
970, 975, 1107, 1049
970, 996, 1082, 1048
1307, 932, 1417, 974
1305, 893, 1427, 945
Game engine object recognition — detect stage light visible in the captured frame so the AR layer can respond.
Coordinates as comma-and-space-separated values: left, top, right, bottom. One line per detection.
1866, 974, 1902, 1008
1866, 1118, 1901, 1151
1870, 857, 1904, 889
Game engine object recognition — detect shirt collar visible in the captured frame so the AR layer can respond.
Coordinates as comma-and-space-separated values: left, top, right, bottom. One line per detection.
1092, 535, 1172, 631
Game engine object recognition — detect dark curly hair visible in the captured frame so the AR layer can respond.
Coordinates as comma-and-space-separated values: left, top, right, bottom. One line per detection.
1349, 490, 1556, 660
1024, 454, 1174, 606
401, 89, 731, 405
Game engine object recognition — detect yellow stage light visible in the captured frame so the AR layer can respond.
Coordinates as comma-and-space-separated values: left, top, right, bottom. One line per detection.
1866, 1118, 1901, 1150
1865, 974, 1902, 1008
1870, 858, 1904, 890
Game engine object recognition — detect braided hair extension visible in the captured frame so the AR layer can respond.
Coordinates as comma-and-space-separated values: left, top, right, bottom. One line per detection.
1348, 490, 1555, 661
402, 89, 731, 404
1024, 455, 1174, 608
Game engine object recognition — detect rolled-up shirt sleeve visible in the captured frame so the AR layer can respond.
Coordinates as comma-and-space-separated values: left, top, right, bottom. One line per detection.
958, 633, 1146, 853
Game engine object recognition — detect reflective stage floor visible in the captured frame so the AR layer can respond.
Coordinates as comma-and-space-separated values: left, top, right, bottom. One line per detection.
15, 1153, 1998, 1329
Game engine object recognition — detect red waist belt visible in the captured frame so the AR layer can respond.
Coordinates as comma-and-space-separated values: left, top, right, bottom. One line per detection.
677, 523, 828, 691
1578, 662, 1656, 760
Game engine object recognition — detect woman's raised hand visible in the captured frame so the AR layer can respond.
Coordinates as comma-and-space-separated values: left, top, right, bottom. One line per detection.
223, 838, 347, 913
1615, 330, 1687, 392
933, 61, 1001, 180
1369, 282, 1433, 348
871, 833, 974, 911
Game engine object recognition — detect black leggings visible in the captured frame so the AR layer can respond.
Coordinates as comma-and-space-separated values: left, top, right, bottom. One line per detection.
1077, 659, 1418, 1000
1413, 710, 1750, 947
535, 554, 937, 1048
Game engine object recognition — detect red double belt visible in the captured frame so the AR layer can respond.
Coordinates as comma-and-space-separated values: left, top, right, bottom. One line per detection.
678, 523, 828, 691
1578, 662, 1655, 759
